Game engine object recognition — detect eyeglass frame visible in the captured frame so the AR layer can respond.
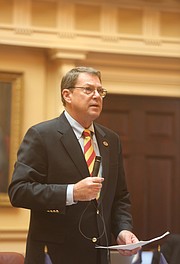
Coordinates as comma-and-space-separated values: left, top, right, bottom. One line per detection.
68, 86, 107, 98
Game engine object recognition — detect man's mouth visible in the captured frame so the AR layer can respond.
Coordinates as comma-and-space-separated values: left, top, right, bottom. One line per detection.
90, 104, 99, 107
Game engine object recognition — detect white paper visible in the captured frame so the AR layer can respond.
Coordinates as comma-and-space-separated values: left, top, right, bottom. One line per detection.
96, 231, 170, 250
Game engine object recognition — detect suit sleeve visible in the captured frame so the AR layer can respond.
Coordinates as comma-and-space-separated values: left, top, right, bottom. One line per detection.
8, 126, 67, 213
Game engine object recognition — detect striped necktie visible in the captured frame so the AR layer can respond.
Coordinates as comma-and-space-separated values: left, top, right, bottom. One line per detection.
83, 129, 96, 175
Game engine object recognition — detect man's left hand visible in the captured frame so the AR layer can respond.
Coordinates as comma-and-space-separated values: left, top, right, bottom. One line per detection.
116, 230, 141, 256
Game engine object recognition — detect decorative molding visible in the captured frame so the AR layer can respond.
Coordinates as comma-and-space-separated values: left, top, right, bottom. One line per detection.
0, 228, 27, 253
14, 27, 33, 35
0, 25, 179, 58
71, 0, 180, 10
144, 38, 161, 46
57, 31, 76, 38
101, 35, 119, 42
0, 1, 180, 57
49, 49, 87, 60
0, 229, 27, 241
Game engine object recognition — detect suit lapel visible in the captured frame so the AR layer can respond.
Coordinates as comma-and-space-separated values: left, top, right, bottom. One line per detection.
57, 113, 89, 179
56, 114, 110, 197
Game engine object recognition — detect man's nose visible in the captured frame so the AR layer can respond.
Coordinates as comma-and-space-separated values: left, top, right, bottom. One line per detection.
93, 89, 101, 97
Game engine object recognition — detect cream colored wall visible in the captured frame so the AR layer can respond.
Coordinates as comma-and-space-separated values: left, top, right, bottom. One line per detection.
0, 0, 180, 255
0, 45, 50, 253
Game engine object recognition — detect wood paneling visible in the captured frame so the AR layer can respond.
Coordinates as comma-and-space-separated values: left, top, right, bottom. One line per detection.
97, 94, 180, 240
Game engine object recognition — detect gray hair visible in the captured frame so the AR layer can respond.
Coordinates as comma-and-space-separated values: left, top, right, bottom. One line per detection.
61, 66, 101, 106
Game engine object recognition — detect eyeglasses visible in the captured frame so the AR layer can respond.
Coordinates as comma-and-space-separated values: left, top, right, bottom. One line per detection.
68, 86, 107, 98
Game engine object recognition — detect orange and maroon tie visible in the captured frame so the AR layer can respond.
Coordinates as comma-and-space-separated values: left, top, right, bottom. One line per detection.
83, 129, 96, 175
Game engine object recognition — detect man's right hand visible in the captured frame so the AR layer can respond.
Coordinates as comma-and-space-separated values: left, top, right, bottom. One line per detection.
73, 177, 104, 201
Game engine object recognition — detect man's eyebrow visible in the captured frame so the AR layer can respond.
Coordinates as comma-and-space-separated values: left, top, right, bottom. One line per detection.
83, 83, 103, 88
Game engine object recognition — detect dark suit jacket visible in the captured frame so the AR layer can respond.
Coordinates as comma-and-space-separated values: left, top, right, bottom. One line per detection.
8, 112, 133, 264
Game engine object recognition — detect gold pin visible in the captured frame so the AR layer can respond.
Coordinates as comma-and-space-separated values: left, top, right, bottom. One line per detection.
44, 245, 48, 253
103, 141, 108, 147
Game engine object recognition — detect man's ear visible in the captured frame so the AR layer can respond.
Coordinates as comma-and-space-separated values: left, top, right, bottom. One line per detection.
62, 89, 72, 104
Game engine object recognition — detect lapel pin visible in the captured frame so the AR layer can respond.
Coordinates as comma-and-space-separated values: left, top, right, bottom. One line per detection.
103, 141, 108, 147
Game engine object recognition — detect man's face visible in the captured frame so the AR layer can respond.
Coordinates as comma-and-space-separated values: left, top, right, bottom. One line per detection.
63, 72, 103, 127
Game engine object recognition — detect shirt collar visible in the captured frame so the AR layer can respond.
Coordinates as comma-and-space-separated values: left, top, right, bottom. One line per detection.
64, 110, 95, 139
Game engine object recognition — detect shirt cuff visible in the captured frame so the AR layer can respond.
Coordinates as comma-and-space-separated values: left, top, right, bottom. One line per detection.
66, 184, 76, 205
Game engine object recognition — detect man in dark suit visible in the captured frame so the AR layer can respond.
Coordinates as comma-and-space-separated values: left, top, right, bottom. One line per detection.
8, 66, 139, 264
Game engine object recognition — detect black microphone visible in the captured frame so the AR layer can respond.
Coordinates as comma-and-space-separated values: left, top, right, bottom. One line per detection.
92, 156, 101, 177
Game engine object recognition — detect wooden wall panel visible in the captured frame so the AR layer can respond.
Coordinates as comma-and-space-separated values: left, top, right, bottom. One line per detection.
145, 157, 173, 237
146, 112, 174, 138
97, 94, 180, 240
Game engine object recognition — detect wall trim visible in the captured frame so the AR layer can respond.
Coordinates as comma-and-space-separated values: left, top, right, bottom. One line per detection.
0, 229, 27, 241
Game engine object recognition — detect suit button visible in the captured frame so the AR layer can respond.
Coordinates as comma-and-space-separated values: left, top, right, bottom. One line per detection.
92, 237, 97, 243
97, 210, 99, 214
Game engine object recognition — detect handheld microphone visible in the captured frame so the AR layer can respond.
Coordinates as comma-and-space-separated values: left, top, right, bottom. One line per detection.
92, 156, 101, 177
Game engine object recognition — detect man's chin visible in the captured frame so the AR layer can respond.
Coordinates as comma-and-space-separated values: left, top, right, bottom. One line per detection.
90, 111, 101, 120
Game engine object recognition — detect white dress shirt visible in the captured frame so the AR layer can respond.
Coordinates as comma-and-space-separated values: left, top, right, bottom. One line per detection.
64, 110, 101, 205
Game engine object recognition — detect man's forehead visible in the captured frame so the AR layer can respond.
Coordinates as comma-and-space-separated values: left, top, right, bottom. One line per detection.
76, 72, 101, 83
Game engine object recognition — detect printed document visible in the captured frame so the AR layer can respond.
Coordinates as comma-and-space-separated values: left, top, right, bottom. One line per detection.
96, 231, 170, 250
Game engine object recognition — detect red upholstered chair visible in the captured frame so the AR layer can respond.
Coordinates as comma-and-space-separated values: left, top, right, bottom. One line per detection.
0, 252, 24, 264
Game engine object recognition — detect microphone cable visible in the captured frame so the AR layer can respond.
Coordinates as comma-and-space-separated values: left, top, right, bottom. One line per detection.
78, 155, 111, 263
78, 199, 112, 264
78, 200, 106, 243
78, 156, 105, 242
100, 203, 111, 264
